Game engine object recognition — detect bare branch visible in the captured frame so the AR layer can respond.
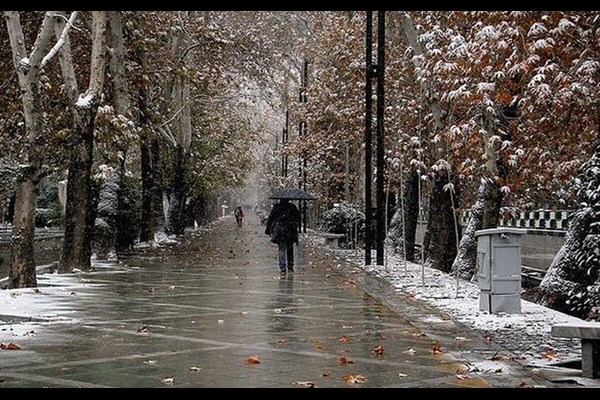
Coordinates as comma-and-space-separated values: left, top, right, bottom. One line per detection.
29, 11, 58, 68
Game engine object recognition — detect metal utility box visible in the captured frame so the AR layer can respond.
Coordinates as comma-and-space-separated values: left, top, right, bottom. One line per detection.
475, 228, 525, 314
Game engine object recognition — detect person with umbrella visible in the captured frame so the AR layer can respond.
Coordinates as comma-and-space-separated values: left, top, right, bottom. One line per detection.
265, 188, 313, 276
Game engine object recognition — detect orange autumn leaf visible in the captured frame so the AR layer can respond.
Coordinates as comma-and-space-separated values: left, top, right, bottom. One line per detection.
342, 374, 366, 384
372, 345, 384, 356
541, 348, 558, 360
338, 334, 351, 343
337, 356, 355, 365
431, 343, 443, 355
244, 355, 261, 364
0, 343, 21, 350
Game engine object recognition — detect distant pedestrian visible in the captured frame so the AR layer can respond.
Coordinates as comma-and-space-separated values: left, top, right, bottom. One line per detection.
265, 199, 301, 276
234, 206, 244, 227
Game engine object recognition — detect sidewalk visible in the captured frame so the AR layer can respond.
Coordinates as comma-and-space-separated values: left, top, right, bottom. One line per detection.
0, 216, 566, 387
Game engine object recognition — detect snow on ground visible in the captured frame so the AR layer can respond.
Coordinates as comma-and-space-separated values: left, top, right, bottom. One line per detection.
305, 233, 583, 367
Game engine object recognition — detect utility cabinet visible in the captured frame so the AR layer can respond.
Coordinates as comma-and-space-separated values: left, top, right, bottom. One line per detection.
475, 228, 525, 313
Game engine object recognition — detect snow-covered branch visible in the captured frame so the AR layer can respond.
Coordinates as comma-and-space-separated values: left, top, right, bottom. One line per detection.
41, 11, 78, 69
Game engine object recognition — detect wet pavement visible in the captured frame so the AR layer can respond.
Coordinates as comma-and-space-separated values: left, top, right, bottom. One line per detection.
0, 216, 552, 388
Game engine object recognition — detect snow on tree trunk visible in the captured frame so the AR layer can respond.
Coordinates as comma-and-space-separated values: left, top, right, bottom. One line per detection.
387, 169, 419, 261
539, 137, 600, 320
423, 173, 459, 273
151, 138, 167, 240
452, 178, 500, 279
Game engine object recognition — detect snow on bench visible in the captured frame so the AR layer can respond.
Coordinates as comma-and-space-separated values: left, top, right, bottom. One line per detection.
318, 232, 345, 249
551, 322, 600, 379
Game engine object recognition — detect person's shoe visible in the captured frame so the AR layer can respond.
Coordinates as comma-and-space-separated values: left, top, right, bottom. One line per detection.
287, 266, 294, 272
280, 269, 287, 277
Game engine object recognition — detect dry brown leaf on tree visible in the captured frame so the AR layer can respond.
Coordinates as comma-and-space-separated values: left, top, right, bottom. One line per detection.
342, 374, 366, 384
339, 334, 351, 343
337, 356, 355, 365
372, 345, 384, 356
294, 381, 317, 388
245, 355, 261, 364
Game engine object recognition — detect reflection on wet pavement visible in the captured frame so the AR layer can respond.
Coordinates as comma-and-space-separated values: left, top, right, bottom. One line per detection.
0, 216, 503, 387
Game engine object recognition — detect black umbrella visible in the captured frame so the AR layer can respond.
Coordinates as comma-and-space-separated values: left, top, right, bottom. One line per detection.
269, 187, 316, 200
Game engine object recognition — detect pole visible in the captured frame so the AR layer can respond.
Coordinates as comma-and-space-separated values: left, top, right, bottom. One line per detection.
375, 10, 386, 266
364, 11, 373, 266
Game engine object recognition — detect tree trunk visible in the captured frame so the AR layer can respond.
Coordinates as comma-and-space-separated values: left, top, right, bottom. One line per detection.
424, 173, 459, 273
388, 169, 418, 261
151, 138, 167, 241
167, 145, 188, 235
539, 137, 600, 320
139, 133, 154, 242
8, 179, 38, 288
4, 11, 59, 288
452, 106, 504, 279
60, 112, 96, 272
58, 12, 108, 272
94, 11, 130, 258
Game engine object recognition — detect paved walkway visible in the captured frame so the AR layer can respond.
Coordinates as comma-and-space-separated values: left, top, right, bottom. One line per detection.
0, 216, 551, 388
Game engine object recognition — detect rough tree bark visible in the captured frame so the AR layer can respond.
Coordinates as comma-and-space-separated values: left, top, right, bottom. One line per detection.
388, 169, 419, 261
4, 11, 72, 288
539, 135, 600, 320
57, 11, 108, 272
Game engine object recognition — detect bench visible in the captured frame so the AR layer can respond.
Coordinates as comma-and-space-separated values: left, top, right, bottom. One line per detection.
320, 233, 345, 249
551, 322, 600, 379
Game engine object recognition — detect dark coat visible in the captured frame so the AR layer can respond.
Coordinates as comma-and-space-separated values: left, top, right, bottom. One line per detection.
265, 202, 301, 244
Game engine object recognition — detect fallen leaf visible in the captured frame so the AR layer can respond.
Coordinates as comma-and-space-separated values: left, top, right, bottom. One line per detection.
276, 338, 288, 345
342, 279, 356, 286
322, 371, 332, 378
294, 381, 316, 388
339, 334, 351, 343
241, 311, 249, 316
412, 332, 427, 337
217, 319, 225, 324
136, 326, 149, 335
341, 325, 353, 329
189, 366, 201, 372
337, 356, 355, 365
311, 340, 324, 350
398, 373, 408, 378
32, 288, 41, 294
10, 292, 20, 298
143, 360, 158, 365
69, 291, 77, 296
148, 287, 155, 293
431, 343, 443, 355
168, 285, 175, 290
493, 368, 503, 374
403, 348, 416, 355
161, 375, 174, 385
541, 348, 558, 360
342, 374, 366, 384
245, 355, 261, 364
518, 382, 530, 388
482, 332, 493, 341
0, 343, 21, 350
372, 345, 384, 356
274, 308, 282, 314
380, 334, 387, 340
456, 374, 468, 380
23, 330, 35, 336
